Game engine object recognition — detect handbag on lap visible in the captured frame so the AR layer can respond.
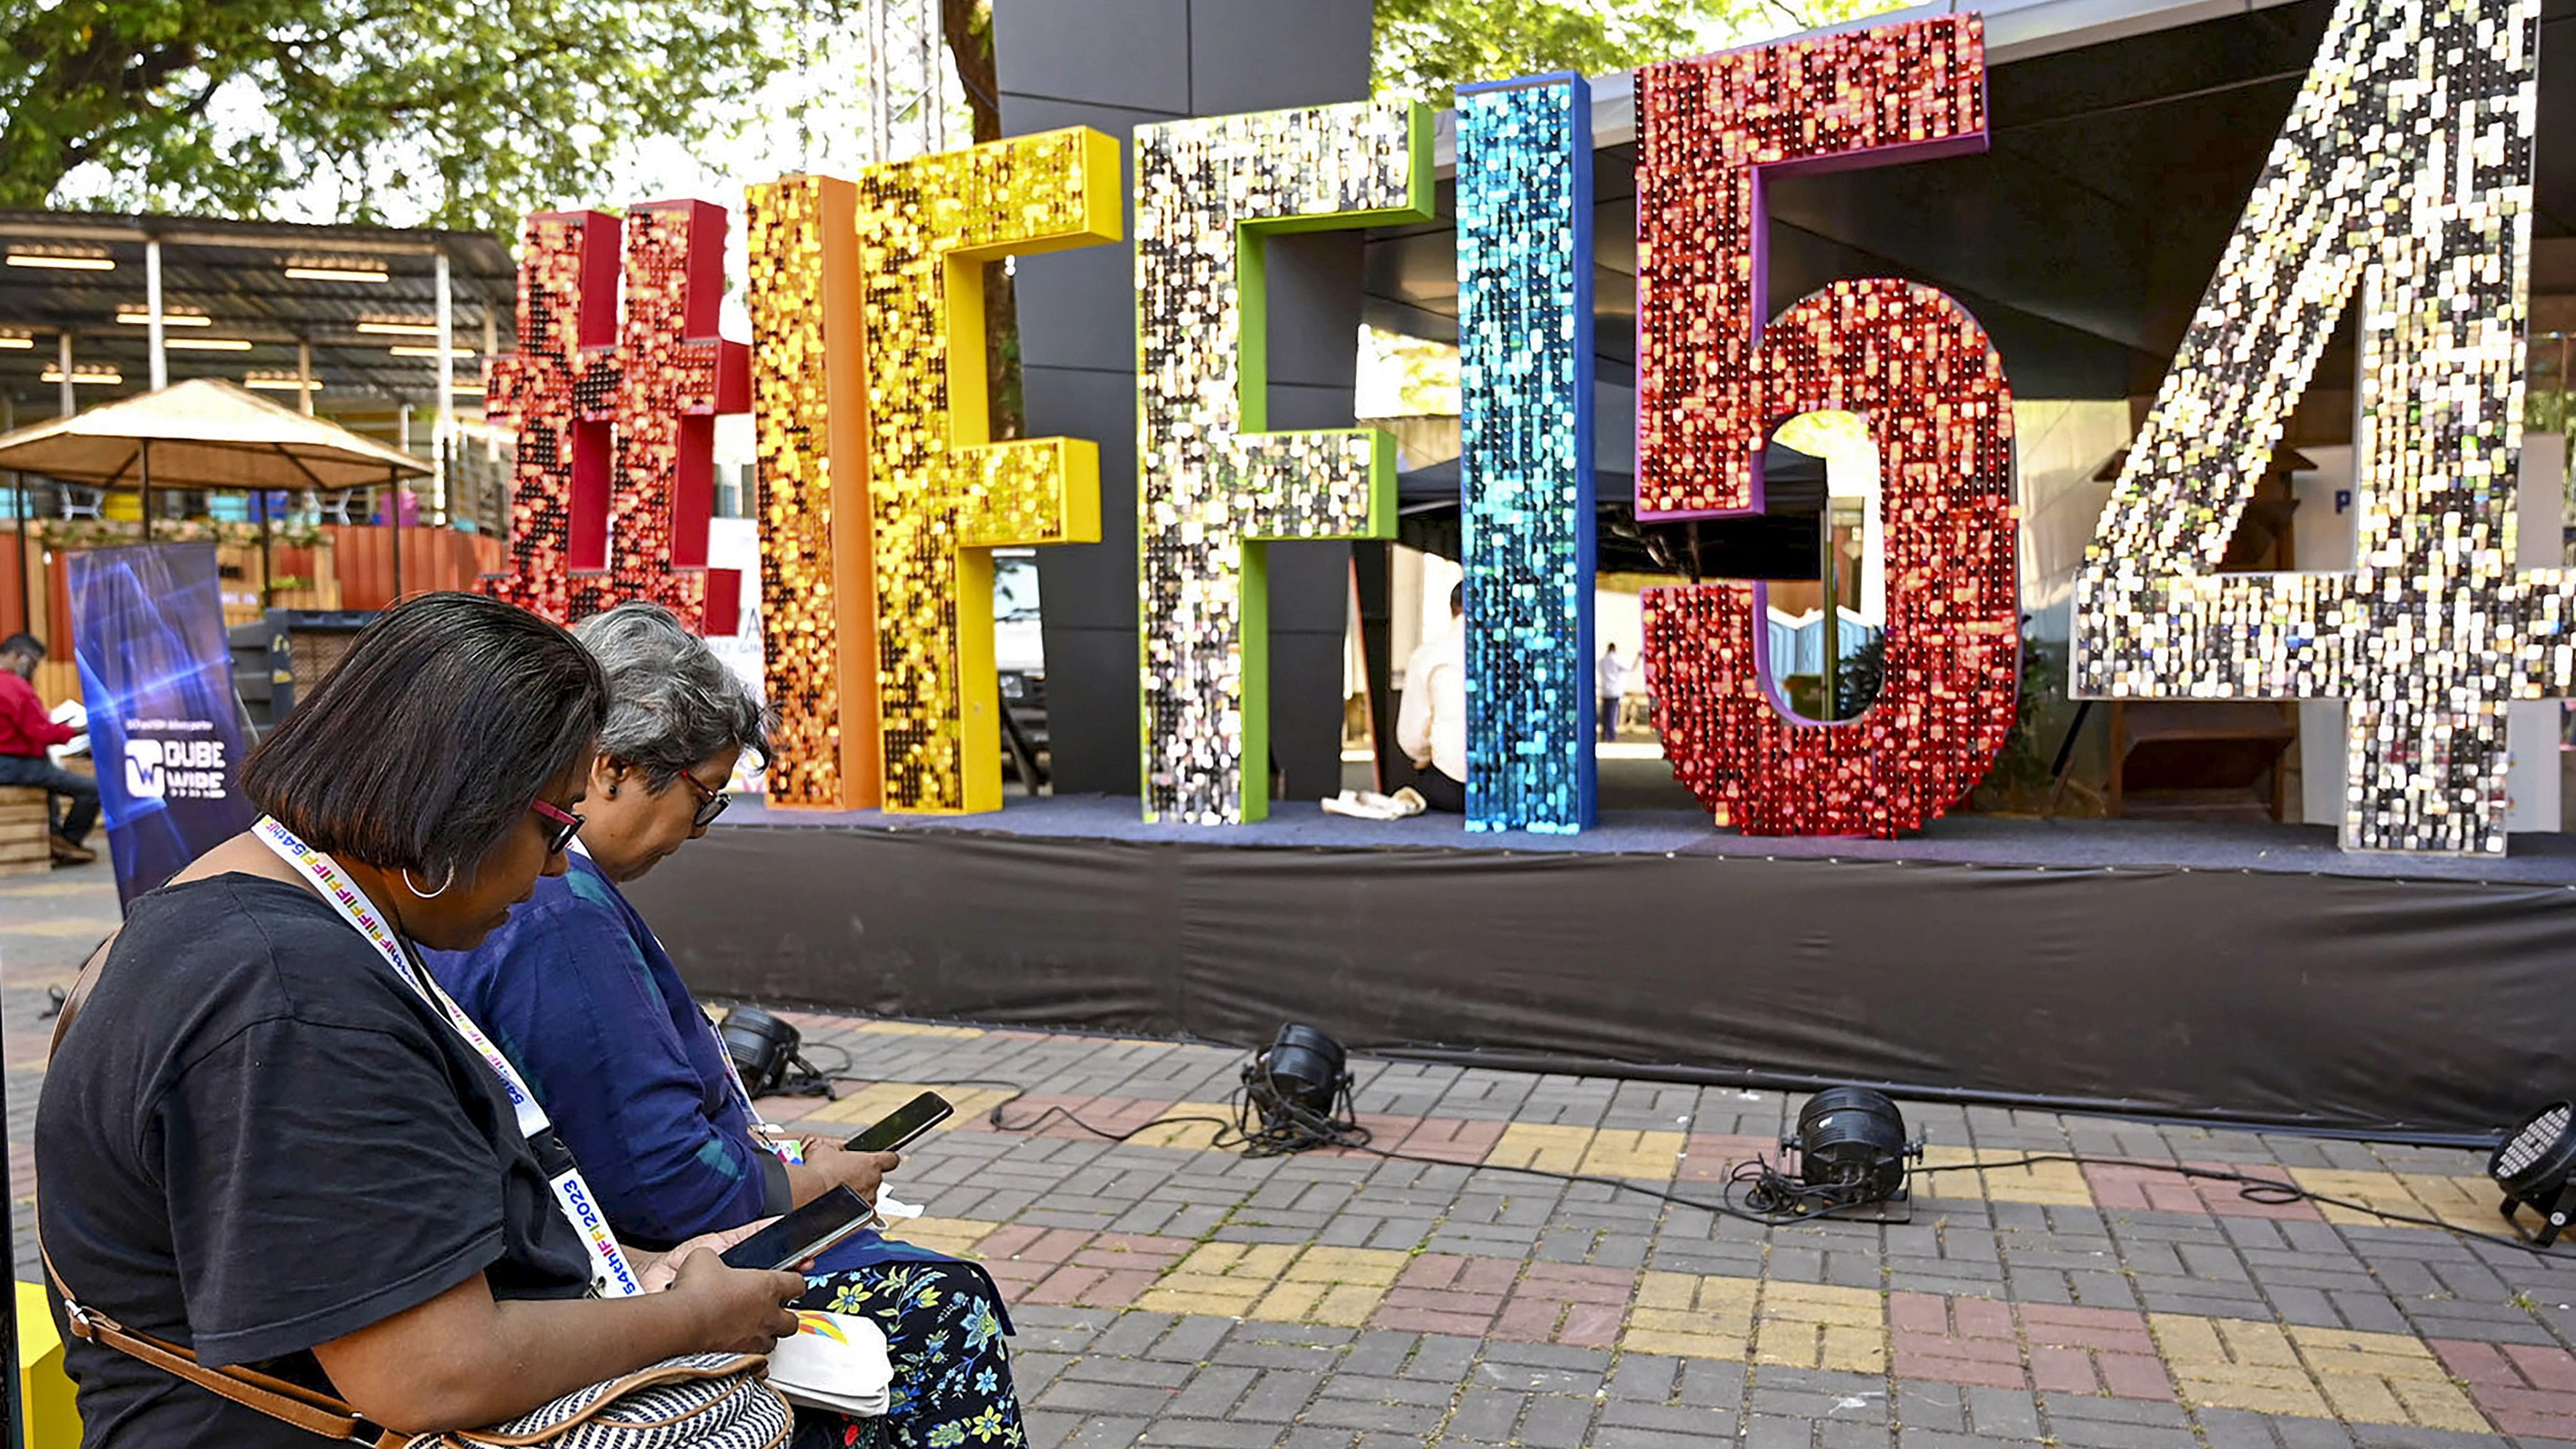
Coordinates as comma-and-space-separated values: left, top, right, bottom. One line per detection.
36, 1261, 790, 1449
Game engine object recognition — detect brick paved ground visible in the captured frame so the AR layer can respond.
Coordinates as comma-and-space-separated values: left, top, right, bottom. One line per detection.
10, 868, 2576, 1447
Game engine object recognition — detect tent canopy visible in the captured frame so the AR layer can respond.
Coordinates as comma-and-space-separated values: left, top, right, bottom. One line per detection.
0, 377, 428, 490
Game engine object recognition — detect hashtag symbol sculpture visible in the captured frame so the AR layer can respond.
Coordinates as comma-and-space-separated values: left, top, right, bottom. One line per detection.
485, 202, 749, 632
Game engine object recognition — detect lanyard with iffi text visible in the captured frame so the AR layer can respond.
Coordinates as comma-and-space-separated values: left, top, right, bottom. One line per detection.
252, 815, 644, 1298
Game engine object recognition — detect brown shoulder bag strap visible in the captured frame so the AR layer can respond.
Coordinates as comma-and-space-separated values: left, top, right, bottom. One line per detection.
46, 929, 115, 1063
35, 1233, 405, 1448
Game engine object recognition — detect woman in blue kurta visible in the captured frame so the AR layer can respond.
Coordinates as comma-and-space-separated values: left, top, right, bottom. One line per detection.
425, 603, 1020, 1449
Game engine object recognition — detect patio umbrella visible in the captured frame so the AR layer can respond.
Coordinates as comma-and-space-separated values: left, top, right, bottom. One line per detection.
0, 377, 434, 611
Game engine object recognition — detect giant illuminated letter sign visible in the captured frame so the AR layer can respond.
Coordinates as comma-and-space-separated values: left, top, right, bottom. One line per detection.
1635, 17, 2018, 837
1457, 74, 1596, 835
748, 177, 878, 809
484, 203, 750, 632
2072, 0, 2552, 854
751, 133, 1120, 815
1135, 102, 1433, 825
854, 129, 1122, 814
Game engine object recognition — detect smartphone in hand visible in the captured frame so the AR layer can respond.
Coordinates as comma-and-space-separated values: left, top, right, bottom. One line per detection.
843, 1091, 955, 1155
718, 1185, 875, 1272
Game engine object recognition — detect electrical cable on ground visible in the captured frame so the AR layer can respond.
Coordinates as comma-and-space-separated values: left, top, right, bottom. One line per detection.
844, 1075, 2570, 1254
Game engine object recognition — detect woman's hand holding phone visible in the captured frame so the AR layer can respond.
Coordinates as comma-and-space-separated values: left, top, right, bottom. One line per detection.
801, 1140, 903, 1205
639, 1223, 803, 1353
667, 1247, 805, 1354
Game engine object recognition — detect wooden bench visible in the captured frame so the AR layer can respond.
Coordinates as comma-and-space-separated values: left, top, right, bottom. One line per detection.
0, 783, 55, 875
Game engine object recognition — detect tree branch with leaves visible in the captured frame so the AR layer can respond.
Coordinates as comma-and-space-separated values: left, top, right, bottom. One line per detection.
0, 0, 819, 234
1373, 0, 1908, 107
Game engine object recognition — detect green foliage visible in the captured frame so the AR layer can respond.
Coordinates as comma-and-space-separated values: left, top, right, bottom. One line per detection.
1375, 0, 1704, 104
1374, 0, 1910, 106
1970, 632, 2086, 813
37, 515, 325, 550
2533, 386, 2570, 436
0, 0, 815, 233
1838, 630, 1884, 717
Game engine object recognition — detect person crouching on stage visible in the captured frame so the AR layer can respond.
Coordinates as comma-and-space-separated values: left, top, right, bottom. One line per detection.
424, 600, 1022, 1449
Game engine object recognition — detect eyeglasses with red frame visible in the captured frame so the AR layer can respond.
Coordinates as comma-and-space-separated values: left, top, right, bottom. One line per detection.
529, 799, 584, 854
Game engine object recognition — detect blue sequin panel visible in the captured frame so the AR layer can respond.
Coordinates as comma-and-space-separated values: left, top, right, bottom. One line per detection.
1457, 75, 1596, 834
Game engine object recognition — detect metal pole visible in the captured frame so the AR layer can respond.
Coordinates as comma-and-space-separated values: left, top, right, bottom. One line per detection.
387, 466, 402, 605
869, 0, 890, 162
139, 438, 153, 541
145, 236, 167, 390
259, 486, 275, 609
56, 332, 74, 417
1820, 511, 1838, 720
7, 394, 25, 641
922, 0, 942, 151
2043, 698, 2099, 818
296, 339, 314, 416
435, 249, 453, 526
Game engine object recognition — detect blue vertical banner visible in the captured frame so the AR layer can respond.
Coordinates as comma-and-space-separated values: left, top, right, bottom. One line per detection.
68, 543, 255, 906
1458, 73, 1597, 833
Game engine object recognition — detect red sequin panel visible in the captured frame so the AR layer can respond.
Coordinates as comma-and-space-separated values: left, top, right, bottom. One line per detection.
483, 210, 615, 623
606, 201, 750, 631
482, 202, 750, 632
1634, 17, 2019, 837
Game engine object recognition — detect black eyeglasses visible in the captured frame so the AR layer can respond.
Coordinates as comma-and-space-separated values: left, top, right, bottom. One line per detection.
678, 771, 731, 828
529, 799, 585, 854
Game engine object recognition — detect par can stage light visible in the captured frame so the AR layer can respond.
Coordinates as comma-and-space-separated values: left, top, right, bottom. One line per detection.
2492, 1101, 2576, 1246
719, 1005, 803, 1099
1259, 1024, 1349, 1116
1783, 1086, 1919, 1206
1237, 1023, 1368, 1154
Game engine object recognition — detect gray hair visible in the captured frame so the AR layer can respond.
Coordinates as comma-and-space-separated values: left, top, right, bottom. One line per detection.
570, 602, 771, 788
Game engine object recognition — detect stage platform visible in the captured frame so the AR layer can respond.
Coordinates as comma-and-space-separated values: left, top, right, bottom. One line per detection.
704, 794, 2576, 882
629, 795, 2576, 1142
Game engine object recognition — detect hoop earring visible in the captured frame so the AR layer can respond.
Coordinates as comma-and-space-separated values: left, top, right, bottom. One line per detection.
403, 861, 458, 900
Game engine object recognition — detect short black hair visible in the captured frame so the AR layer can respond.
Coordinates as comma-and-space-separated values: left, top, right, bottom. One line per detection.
1449, 581, 1465, 615
0, 633, 43, 658
244, 592, 604, 880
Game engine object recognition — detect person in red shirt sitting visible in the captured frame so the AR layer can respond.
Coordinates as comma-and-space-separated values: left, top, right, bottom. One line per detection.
0, 633, 97, 864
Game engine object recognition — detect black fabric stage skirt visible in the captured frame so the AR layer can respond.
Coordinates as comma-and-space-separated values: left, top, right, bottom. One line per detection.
627, 796, 2576, 1140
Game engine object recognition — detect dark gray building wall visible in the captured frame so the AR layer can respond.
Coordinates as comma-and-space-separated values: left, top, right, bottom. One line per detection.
995, 0, 1377, 800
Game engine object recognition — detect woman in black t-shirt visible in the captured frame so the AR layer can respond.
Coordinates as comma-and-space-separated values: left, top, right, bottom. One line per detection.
36, 593, 808, 1447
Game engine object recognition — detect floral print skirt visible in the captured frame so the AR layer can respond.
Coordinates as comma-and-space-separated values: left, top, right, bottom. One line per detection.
784, 1233, 1023, 1449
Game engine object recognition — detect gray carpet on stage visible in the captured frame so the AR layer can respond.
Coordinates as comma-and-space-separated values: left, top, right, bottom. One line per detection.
720, 794, 2576, 885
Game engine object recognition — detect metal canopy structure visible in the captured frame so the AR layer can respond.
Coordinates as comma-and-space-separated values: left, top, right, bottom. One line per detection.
0, 210, 516, 414
0, 377, 428, 490
1364, 0, 2576, 402
0, 376, 434, 608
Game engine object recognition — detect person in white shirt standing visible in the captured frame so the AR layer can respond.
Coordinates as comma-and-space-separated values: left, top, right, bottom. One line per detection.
1597, 643, 1628, 743
1397, 582, 1467, 812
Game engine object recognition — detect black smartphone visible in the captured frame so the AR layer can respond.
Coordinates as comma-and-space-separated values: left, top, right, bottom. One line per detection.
718, 1185, 875, 1272
843, 1091, 955, 1154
